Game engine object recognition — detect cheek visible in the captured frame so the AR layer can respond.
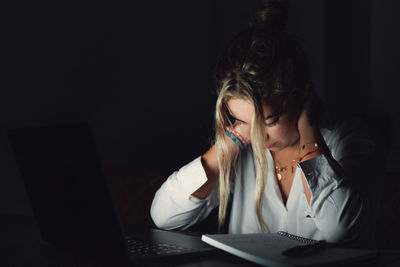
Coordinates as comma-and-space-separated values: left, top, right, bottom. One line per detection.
284, 124, 300, 143
265, 126, 283, 140
267, 124, 298, 141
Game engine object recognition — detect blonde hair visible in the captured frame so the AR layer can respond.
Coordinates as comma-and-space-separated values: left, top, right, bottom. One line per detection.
213, 0, 311, 231
215, 78, 269, 232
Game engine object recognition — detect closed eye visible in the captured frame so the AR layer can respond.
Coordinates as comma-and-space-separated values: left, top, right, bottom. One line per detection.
265, 116, 280, 127
226, 108, 246, 125
226, 110, 236, 125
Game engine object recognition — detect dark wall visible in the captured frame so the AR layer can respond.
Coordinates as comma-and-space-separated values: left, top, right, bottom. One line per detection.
2, 0, 400, 215
2, 0, 217, 215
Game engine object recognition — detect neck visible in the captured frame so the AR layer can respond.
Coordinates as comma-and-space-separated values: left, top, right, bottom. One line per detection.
272, 138, 300, 158
271, 146, 299, 166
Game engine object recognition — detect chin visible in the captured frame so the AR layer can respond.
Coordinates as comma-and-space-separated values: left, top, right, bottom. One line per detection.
267, 146, 280, 152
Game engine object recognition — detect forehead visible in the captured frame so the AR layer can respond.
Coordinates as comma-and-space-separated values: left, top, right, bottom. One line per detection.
226, 98, 254, 122
225, 98, 275, 121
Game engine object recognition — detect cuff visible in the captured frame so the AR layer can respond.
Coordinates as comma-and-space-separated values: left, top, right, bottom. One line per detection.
299, 153, 345, 194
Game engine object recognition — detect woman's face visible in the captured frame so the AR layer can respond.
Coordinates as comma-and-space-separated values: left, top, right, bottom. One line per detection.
226, 97, 300, 151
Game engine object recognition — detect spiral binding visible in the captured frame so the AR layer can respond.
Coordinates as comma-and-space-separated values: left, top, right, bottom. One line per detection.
277, 231, 318, 245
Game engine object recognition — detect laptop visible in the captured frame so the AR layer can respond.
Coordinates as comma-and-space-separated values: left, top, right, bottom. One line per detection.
7, 123, 216, 265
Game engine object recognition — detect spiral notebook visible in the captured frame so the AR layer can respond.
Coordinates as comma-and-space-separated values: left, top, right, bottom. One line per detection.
201, 231, 376, 266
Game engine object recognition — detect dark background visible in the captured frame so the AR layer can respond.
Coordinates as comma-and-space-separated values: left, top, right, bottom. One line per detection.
2, 0, 400, 218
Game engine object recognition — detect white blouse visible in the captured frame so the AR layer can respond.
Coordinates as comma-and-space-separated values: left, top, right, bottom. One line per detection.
150, 126, 369, 243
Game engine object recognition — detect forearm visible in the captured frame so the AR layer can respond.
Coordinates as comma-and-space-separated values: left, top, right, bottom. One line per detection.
299, 154, 364, 243
150, 157, 217, 230
192, 145, 219, 199
151, 132, 240, 228
299, 128, 331, 204
193, 136, 239, 200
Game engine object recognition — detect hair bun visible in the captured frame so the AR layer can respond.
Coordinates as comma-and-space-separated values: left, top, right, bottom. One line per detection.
255, 0, 288, 32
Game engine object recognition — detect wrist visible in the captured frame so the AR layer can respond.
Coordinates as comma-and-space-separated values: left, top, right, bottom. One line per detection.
298, 144, 321, 162
225, 126, 248, 150
299, 125, 323, 145
298, 134, 327, 162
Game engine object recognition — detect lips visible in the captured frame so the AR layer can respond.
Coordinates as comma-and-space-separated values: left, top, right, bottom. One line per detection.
267, 142, 276, 149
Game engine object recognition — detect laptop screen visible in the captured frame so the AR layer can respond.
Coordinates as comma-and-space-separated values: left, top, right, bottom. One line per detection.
8, 123, 126, 257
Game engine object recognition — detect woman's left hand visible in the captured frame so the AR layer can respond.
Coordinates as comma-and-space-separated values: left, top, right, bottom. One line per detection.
296, 93, 325, 160
297, 98, 316, 140
296, 84, 323, 139
297, 100, 319, 144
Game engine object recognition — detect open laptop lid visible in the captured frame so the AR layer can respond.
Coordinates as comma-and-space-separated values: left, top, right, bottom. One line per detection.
7, 123, 126, 259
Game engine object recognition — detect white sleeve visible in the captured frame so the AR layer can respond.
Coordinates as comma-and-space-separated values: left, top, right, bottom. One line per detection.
298, 118, 379, 244
299, 154, 365, 243
150, 156, 218, 230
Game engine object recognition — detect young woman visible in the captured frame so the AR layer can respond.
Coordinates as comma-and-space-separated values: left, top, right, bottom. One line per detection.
150, 0, 366, 244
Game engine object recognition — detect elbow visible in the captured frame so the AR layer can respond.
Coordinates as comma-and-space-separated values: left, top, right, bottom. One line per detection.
150, 190, 184, 230
150, 192, 170, 230
324, 222, 359, 243
150, 202, 162, 228
323, 197, 365, 243
150, 192, 207, 231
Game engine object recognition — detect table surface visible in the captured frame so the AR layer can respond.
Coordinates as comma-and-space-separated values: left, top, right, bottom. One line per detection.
1, 214, 400, 267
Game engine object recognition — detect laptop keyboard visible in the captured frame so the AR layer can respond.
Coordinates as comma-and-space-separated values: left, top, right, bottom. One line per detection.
124, 235, 192, 258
